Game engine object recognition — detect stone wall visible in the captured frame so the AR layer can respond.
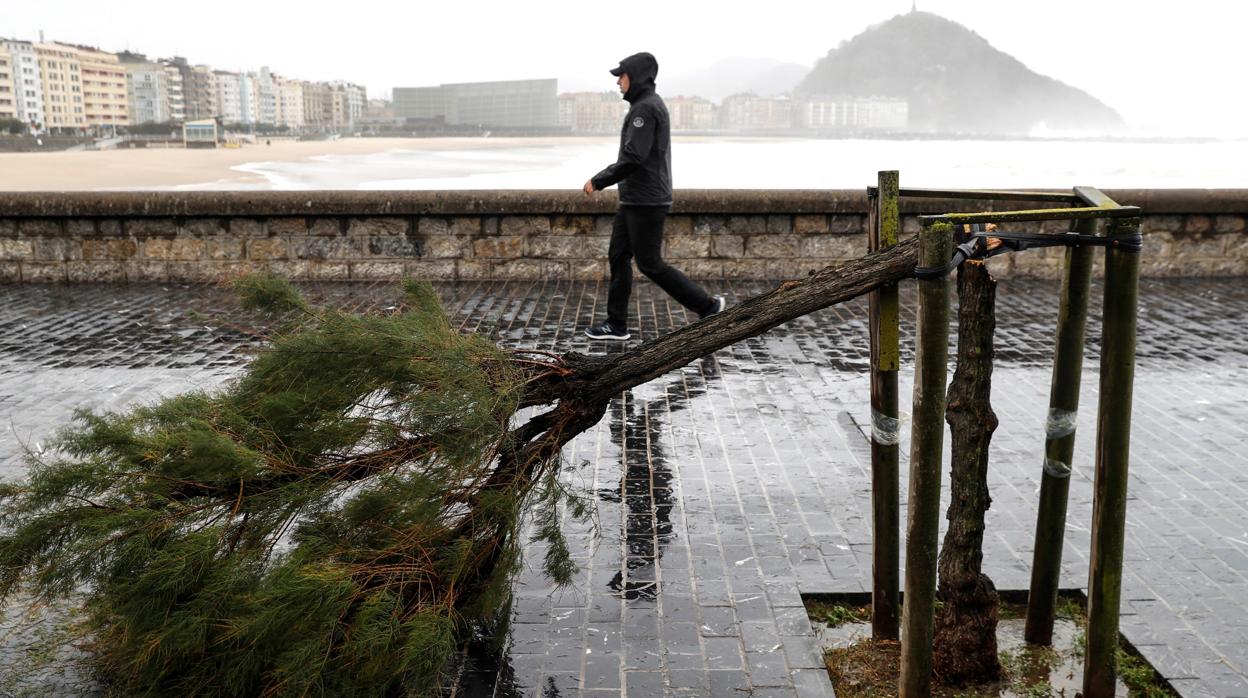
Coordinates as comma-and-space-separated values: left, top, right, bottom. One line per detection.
1, 190, 1245, 282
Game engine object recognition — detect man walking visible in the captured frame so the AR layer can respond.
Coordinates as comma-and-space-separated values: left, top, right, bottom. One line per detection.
582, 52, 724, 341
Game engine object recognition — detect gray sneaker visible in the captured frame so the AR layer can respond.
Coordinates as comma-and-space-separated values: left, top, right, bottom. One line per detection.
585, 321, 630, 340
700, 295, 726, 319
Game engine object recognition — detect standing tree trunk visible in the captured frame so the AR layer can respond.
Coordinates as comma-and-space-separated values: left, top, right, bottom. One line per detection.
933, 260, 1003, 685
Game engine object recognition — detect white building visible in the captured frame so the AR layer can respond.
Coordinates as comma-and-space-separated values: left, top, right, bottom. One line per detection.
0, 40, 45, 129
214, 71, 243, 124
277, 76, 304, 129
796, 96, 909, 132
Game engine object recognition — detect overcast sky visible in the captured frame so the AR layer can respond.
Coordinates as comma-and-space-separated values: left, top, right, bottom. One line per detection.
4, 0, 1242, 136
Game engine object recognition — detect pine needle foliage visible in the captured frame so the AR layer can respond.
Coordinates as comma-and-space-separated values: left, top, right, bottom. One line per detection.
0, 275, 585, 697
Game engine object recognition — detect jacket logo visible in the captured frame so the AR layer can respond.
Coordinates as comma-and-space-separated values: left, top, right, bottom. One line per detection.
632, 116, 645, 128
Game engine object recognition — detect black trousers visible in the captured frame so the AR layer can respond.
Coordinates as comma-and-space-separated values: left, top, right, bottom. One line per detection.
607, 206, 712, 331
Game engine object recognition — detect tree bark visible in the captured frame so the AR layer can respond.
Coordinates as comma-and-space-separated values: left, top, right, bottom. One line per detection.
933, 260, 1003, 685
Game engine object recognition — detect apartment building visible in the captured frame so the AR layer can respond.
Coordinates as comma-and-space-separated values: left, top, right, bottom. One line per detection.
186, 65, 219, 121
35, 42, 85, 131
667, 96, 716, 131
0, 45, 16, 120
77, 45, 128, 129
277, 76, 304, 129
0, 40, 44, 129
119, 53, 184, 124
214, 71, 244, 123
556, 91, 627, 133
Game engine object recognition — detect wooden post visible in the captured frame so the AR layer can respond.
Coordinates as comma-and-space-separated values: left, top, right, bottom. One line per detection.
1024, 216, 1097, 644
1082, 216, 1142, 698
869, 171, 901, 641
899, 220, 953, 698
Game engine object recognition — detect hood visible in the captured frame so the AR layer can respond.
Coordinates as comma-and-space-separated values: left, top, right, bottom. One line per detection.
613, 52, 659, 102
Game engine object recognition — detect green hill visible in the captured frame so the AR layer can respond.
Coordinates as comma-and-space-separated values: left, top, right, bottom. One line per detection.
797, 11, 1124, 135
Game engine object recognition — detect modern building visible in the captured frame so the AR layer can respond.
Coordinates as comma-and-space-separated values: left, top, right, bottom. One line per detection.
119, 53, 184, 124
718, 93, 793, 131
0, 45, 16, 121
214, 70, 244, 124
667, 96, 716, 131
186, 65, 219, 121
76, 45, 128, 129
556, 91, 627, 133
795, 96, 909, 131
394, 79, 557, 128
0, 40, 44, 129
276, 76, 304, 129
34, 42, 85, 132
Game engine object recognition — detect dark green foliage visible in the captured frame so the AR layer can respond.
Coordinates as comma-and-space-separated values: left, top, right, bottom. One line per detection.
0, 274, 581, 696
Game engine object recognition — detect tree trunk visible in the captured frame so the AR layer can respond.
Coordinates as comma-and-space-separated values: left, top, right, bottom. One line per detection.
933, 260, 1003, 685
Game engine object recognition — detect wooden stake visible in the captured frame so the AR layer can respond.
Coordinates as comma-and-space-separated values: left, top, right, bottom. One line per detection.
899, 220, 953, 698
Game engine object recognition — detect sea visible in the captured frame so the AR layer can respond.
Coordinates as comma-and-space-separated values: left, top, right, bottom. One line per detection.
187, 137, 1248, 191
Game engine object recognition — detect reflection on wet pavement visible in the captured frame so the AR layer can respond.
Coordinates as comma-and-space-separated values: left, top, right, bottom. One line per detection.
3, 277, 1248, 697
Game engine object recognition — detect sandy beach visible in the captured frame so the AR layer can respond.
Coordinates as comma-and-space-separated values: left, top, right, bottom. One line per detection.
0, 137, 612, 191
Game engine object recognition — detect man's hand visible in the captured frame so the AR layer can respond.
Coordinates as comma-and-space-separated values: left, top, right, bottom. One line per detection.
582, 180, 596, 196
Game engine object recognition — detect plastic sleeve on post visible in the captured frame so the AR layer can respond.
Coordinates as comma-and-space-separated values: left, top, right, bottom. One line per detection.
871, 409, 901, 446
1045, 408, 1078, 440
1043, 457, 1072, 479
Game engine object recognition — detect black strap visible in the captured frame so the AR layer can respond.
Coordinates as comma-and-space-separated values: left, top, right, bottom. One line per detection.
914, 225, 1143, 280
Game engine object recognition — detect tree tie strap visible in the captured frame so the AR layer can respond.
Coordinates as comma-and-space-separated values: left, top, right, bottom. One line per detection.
914, 225, 1144, 280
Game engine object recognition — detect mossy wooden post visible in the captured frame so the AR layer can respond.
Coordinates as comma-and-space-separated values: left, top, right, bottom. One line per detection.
869, 171, 901, 641
1082, 215, 1142, 698
1024, 214, 1097, 645
899, 219, 953, 698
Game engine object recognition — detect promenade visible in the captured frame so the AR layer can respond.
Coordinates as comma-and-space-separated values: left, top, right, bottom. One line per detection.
2, 277, 1246, 697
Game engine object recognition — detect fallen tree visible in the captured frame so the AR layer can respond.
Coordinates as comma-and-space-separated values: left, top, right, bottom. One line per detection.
0, 237, 918, 696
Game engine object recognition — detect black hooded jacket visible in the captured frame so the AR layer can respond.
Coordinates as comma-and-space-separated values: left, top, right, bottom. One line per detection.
590, 53, 672, 206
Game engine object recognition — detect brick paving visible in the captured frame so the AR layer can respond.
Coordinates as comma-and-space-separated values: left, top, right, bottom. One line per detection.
1, 277, 1247, 697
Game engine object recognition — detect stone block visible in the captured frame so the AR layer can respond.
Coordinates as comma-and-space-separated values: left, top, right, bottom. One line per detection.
290, 236, 362, 260
481, 217, 501, 235
711, 234, 745, 258
348, 217, 407, 236
349, 261, 405, 279
0, 220, 14, 235
683, 259, 725, 279
490, 259, 566, 279
1182, 235, 1228, 258
800, 234, 864, 259
726, 215, 767, 235
206, 239, 245, 260
181, 218, 226, 237
982, 254, 1013, 278
665, 215, 693, 236
1225, 233, 1248, 258
268, 218, 308, 235
449, 217, 482, 236
529, 236, 606, 258
301, 262, 351, 280
416, 235, 466, 259
97, 219, 122, 235
67, 261, 126, 282
1142, 215, 1182, 233
308, 218, 345, 236
65, 219, 96, 236
125, 260, 169, 282
126, 218, 178, 237
766, 215, 793, 234
794, 215, 829, 234
229, 218, 267, 237
1207, 258, 1248, 276
367, 236, 421, 258
828, 215, 864, 234
665, 234, 710, 259
500, 215, 550, 236
17, 220, 62, 236
693, 215, 728, 235
403, 260, 457, 280
82, 239, 137, 260
594, 216, 615, 236
569, 260, 607, 280
1182, 215, 1212, 234
164, 262, 228, 282
723, 259, 770, 279
1214, 216, 1246, 234
32, 237, 81, 261
456, 260, 492, 279
745, 235, 800, 258
247, 237, 288, 260
21, 263, 66, 282
0, 262, 20, 282
472, 236, 523, 259
417, 217, 450, 236
551, 215, 596, 235
0, 239, 34, 260
1009, 256, 1062, 279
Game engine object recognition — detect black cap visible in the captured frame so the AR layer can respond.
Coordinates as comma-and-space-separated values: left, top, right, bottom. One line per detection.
609, 64, 626, 77
609, 52, 658, 79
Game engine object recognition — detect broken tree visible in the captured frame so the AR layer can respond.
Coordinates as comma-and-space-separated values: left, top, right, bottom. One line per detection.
0, 238, 919, 697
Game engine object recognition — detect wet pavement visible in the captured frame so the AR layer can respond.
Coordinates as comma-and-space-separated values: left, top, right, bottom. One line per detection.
2, 277, 1248, 697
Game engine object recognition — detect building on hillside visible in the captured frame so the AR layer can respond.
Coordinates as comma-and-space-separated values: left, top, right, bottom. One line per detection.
0, 45, 16, 121
794, 96, 909, 131
717, 93, 792, 131
394, 79, 557, 129
0, 40, 45, 130
556, 91, 626, 133
667, 96, 716, 131
34, 42, 85, 132
75, 45, 128, 130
